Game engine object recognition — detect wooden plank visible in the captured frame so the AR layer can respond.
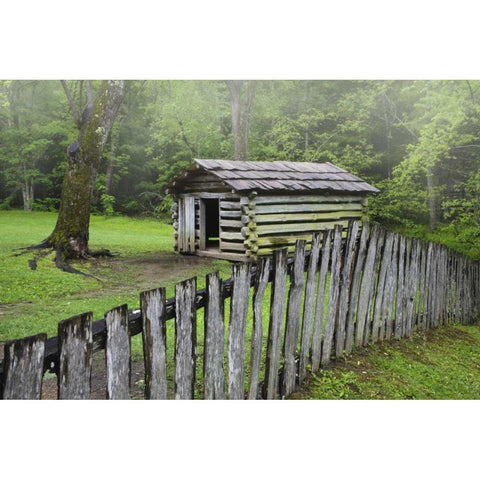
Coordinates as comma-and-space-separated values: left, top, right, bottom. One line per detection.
204, 271, 225, 400
220, 210, 242, 218
299, 232, 321, 383
311, 229, 332, 372
384, 234, 399, 339
58, 312, 93, 400
176, 192, 239, 199
255, 202, 363, 215
175, 278, 197, 400
257, 220, 349, 236
335, 220, 360, 357
321, 224, 343, 366
220, 219, 243, 228
282, 239, 307, 397
345, 222, 370, 354
248, 257, 271, 400
105, 304, 131, 400
228, 263, 252, 400
220, 241, 246, 252
199, 199, 206, 250
255, 234, 317, 247
263, 248, 288, 399
255, 194, 365, 205
363, 228, 385, 345
220, 231, 244, 242
220, 201, 241, 210
372, 230, 394, 342
255, 211, 362, 224
354, 224, 380, 348
405, 239, 420, 337
2, 333, 46, 400
140, 288, 167, 400
416, 241, 427, 331
393, 235, 407, 337
196, 250, 249, 262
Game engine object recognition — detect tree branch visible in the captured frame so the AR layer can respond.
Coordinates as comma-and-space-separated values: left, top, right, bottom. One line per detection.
61, 80, 82, 128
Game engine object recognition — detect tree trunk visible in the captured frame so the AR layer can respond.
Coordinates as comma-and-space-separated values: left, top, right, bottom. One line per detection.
22, 175, 34, 211
426, 167, 437, 231
226, 80, 257, 161
46, 80, 126, 259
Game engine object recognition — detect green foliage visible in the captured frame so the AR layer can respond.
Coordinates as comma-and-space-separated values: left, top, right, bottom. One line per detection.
100, 193, 115, 216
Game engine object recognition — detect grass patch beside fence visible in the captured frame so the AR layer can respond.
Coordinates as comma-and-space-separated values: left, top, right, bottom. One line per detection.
290, 323, 480, 400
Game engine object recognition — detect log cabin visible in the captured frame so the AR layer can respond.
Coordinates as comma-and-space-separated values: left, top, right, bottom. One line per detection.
167, 159, 379, 262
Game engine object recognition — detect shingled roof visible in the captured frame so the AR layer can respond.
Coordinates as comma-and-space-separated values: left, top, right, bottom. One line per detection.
171, 159, 379, 194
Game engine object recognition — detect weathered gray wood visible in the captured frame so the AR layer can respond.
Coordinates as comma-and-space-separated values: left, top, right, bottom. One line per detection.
383, 233, 399, 340
141, 288, 167, 400
204, 271, 225, 400
263, 248, 288, 399
311, 229, 332, 372
220, 210, 242, 218
321, 225, 343, 366
106, 304, 131, 400
363, 228, 385, 345
248, 257, 271, 400
178, 196, 196, 253
335, 220, 360, 357
254, 194, 365, 205
372, 230, 394, 342
405, 239, 420, 337
257, 220, 349, 236
299, 232, 321, 383
345, 222, 370, 353
282, 240, 306, 397
354, 224, 380, 348
220, 201, 241, 210
220, 241, 246, 252
255, 202, 363, 215
394, 235, 407, 338
416, 241, 427, 331
2, 333, 46, 400
228, 263, 252, 400
175, 278, 197, 400
58, 312, 93, 400
220, 219, 243, 228
199, 199, 206, 250
220, 231, 244, 242
255, 211, 362, 224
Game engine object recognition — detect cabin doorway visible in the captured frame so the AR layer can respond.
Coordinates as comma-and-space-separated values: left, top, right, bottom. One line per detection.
200, 198, 220, 251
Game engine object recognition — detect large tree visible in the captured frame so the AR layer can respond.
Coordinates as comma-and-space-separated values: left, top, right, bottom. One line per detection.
37, 80, 126, 262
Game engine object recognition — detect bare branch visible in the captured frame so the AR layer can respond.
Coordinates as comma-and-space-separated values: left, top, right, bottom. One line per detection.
61, 80, 82, 128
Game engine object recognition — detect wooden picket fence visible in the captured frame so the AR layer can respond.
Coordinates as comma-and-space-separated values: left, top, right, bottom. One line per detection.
1, 220, 479, 400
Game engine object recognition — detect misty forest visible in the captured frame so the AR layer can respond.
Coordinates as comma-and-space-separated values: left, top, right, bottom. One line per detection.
1, 80, 480, 260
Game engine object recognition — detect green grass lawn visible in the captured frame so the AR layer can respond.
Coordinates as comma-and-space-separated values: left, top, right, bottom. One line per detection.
0, 210, 232, 341
290, 323, 480, 399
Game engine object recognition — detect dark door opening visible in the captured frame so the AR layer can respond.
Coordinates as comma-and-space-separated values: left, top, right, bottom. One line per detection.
203, 198, 219, 249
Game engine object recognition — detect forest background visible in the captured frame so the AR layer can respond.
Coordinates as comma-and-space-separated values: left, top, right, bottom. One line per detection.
1, 79, 479, 259
0, 80, 480, 259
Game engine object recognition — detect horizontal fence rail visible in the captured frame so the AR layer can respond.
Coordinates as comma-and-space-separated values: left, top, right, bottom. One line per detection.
1, 220, 480, 400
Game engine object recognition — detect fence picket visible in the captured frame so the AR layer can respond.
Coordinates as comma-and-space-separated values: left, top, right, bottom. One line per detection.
175, 278, 197, 400
345, 222, 370, 354
106, 304, 131, 400
282, 239, 306, 397
335, 220, 360, 357
263, 248, 288, 399
204, 272, 225, 400
228, 263, 252, 400
299, 233, 321, 382
2, 333, 46, 400
248, 257, 271, 399
141, 287, 167, 399
355, 224, 380, 347
321, 225, 343, 366
58, 312, 93, 400
311, 230, 332, 372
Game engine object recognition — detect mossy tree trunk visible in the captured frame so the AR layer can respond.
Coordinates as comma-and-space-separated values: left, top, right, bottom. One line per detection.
45, 80, 126, 260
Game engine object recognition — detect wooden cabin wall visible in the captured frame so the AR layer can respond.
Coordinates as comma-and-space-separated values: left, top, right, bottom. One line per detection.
244, 193, 368, 257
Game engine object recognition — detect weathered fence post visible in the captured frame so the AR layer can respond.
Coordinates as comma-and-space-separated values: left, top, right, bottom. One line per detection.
228, 263, 252, 400
1, 333, 46, 400
175, 278, 197, 400
263, 248, 288, 399
58, 312, 93, 400
311, 229, 332, 372
282, 239, 306, 397
204, 271, 225, 400
321, 225, 343, 366
105, 304, 131, 400
248, 257, 271, 399
141, 287, 167, 400
299, 232, 321, 383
